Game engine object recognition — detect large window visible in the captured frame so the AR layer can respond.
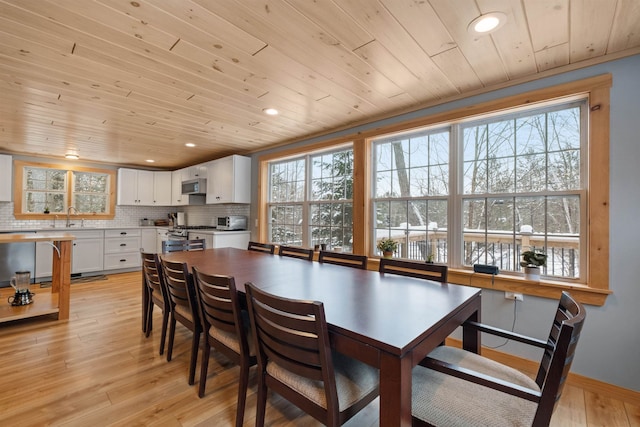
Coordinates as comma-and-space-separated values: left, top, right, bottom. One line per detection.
372, 100, 586, 280
373, 129, 449, 262
259, 76, 611, 304
268, 147, 354, 251
14, 161, 116, 219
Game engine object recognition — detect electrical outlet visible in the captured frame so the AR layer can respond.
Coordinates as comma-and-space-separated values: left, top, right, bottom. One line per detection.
505, 291, 524, 301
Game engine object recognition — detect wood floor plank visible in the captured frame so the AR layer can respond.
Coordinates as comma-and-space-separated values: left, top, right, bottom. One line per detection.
585, 390, 631, 427
0, 271, 634, 426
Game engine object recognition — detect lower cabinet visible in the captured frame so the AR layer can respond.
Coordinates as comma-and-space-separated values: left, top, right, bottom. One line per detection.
35, 230, 104, 278
187, 231, 250, 250
72, 230, 104, 274
104, 229, 141, 270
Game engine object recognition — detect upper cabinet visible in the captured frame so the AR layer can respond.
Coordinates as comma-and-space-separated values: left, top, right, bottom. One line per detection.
206, 155, 251, 204
153, 171, 172, 205
0, 154, 11, 201
185, 163, 208, 180
171, 168, 188, 206
117, 168, 170, 206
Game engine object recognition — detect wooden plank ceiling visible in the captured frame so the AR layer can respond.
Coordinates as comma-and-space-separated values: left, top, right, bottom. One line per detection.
1, 0, 639, 169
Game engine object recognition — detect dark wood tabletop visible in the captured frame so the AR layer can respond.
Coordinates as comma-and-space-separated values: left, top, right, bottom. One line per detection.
160, 247, 482, 427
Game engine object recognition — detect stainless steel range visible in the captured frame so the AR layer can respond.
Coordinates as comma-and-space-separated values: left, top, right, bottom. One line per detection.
167, 226, 217, 240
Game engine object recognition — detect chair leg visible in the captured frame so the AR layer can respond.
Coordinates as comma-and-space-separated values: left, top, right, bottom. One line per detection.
188, 330, 200, 385
255, 373, 267, 427
166, 315, 176, 362
198, 342, 211, 398
159, 308, 169, 356
145, 302, 154, 338
235, 359, 250, 427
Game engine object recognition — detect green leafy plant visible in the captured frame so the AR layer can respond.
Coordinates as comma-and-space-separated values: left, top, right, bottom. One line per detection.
520, 250, 547, 268
376, 238, 398, 253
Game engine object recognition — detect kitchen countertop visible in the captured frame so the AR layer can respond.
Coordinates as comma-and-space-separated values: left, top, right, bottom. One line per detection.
0, 227, 250, 234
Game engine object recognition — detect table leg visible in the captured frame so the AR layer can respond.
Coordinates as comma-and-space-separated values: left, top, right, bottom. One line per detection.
462, 294, 482, 353
379, 351, 413, 427
51, 240, 72, 320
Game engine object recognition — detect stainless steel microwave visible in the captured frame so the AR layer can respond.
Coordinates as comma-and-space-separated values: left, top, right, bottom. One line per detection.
181, 178, 206, 195
217, 215, 247, 231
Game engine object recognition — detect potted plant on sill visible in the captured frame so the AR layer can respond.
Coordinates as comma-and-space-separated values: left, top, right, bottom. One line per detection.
377, 238, 398, 258
520, 250, 547, 280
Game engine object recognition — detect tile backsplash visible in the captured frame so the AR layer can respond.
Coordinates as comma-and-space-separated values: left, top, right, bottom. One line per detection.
0, 202, 250, 230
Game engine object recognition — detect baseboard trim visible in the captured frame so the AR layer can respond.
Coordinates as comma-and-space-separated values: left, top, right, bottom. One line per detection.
446, 338, 640, 406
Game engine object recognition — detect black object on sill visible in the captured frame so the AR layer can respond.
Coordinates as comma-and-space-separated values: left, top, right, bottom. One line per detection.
473, 264, 499, 275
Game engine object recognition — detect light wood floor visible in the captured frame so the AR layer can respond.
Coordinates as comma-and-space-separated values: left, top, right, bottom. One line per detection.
0, 272, 637, 426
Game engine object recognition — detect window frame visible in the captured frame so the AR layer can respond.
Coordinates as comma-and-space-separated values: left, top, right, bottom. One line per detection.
257, 75, 611, 305
13, 160, 117, 220
266, 145, 355, 250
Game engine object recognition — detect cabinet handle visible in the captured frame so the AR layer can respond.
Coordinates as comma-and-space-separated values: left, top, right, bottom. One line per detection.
120, 243, 126, 247
120, 232, 127, 235
120, 259, 126, 262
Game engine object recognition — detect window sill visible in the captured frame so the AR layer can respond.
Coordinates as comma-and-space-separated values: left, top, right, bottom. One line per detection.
366, 258, 610, 306
448, 269, 610, 306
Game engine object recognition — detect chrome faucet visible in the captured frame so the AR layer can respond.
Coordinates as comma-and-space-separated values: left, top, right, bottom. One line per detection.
52, 214, 58, 228
66, 206, 79, 227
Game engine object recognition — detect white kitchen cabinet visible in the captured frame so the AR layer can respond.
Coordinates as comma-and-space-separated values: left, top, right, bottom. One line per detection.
117, 169, 170, 206
187, 232, 213, 249
72, 230, 105, 274
212, 231, 250, 249
206, 155, 251, 204
153, 171, 172, 206
171, 168, 189, 206
156, 227, 169, 253
187, 231, 250, 249
35, 230, 104, 277
35, 241, 54, 279
140, 228, 157, 253
0, 154, 12, 202
104, 228, 141, 270
186, 163, 208, 180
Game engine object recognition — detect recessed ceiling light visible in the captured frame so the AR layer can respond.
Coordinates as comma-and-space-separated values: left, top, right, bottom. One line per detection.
65, 152, 79, 160
468, 12, 507, 35
146, 159, 155, 163
263, 108, 279, 116
185, 143, 196, 147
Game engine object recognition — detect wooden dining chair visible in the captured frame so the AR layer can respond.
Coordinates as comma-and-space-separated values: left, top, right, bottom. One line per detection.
162, 238, 206, 253
412, 291, 586, 427
141, 252, 170, 355
379, 258, 448, 283
247, 241, 276, 254
160, 257, 202, 385
318, 250, 368, 269
278, 245, 314, 261
245, 282, 379, 427
192, 268, 257, 427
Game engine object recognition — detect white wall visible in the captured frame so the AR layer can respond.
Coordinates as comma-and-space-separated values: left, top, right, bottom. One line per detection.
249, 54, 640, 392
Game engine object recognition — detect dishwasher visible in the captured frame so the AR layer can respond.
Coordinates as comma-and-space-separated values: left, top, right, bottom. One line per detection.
0, 232, 36, 287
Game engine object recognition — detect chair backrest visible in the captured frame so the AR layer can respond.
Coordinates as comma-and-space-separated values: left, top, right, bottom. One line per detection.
318, 251, 367, 269
278, 245, 314, 261
533, 291, 586, 425
379, 258, 448, 283
247, 241, 276, 254
192, 267, 250, 358
245, 282, 338, 413
162, 239, 206, 254
141, 251, 169, 306
160, 257, 199, 326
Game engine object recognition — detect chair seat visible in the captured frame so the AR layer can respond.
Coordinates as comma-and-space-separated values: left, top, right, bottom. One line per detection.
412, 346, 539, 427
173, 303, 193, 323
208, 324, 256, 357
267, 351, 378, 411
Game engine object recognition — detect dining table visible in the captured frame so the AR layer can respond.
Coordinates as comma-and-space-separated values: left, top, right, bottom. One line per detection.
154, 247, 482, 427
